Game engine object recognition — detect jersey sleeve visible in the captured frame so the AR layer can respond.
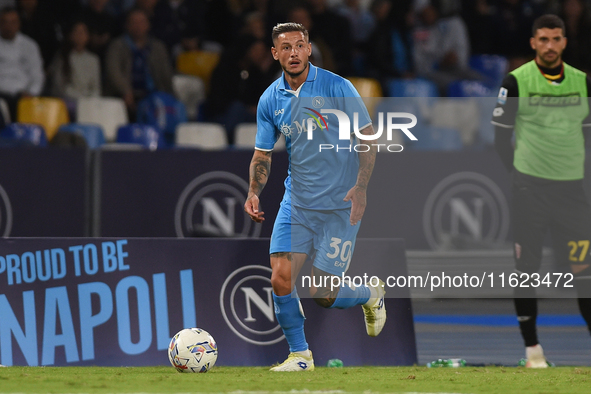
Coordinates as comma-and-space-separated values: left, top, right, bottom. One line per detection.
255, 94, 279, 151
340, 79, 372, 131
491, 74, 519, 128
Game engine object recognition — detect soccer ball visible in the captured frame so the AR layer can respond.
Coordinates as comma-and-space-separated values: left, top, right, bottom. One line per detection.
168, 328, 218, 373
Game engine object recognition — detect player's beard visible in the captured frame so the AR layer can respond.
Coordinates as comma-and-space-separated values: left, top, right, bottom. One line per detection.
283, 61, 308, 78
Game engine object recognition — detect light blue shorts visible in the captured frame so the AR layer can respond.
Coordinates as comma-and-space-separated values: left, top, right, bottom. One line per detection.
269, 201, 360, 276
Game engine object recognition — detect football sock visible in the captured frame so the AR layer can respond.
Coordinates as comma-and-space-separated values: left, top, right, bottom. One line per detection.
329, 283, 371, 309
295, 349, 311, 358
273, 289, 308, 352
514, 295, 539, 347
575, 276, 591, 334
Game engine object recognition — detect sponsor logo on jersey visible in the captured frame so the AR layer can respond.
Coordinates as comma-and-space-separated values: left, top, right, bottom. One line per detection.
528, 93, 581, 106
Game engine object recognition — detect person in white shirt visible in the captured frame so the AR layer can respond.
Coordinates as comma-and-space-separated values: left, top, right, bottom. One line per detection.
48, 20, 101, 101
0, 6, 44, 120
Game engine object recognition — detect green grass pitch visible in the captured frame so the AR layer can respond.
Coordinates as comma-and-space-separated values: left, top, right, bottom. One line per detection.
0, 366, 590, 394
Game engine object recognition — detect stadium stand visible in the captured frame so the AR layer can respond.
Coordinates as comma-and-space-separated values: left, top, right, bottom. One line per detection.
16, 97, 69, 141
58, 123, 106, 150
0, 123, 47, 147
116, 124, 162, 151
77, 97, 128, 142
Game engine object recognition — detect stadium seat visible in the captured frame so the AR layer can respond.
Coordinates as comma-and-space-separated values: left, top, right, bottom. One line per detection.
234, 123, 257, 149
469, 54, 508, 89
387, 78, 439, 98
347, 77, 383, 118
407, 126, 463, 151
176, 122, 228, 150
234, 123, 286, 151
447, 80, 497, 146
447, 80, 494, 98
116, 124, 162, 151
0, 123, 48, 147
347, 77, 383, 98
16, 97, 69, 141
58, 123, 106, 149
77, 97, 129, 142
173, 74, 206, 120
176, 51, 220, 88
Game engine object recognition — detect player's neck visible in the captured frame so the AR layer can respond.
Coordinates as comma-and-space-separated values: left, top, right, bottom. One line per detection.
285, 63, 309, 91
535, 55, 562, 70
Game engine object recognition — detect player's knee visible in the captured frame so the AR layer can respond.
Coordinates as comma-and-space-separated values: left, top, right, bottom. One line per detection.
271, 269, 292, 296
312, 288, 336, 308
571, 264, 590, 275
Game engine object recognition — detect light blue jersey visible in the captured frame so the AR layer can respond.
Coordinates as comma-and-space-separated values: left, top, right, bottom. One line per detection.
256, 63, 371, 210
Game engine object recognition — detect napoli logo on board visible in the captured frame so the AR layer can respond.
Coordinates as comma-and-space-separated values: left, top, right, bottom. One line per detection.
175, 171, 262, 238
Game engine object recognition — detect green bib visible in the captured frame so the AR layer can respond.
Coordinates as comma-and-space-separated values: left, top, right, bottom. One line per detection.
510, 60, 589, 180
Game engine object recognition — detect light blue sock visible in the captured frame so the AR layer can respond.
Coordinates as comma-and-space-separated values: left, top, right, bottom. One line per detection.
330, 283, 371, 309
273, 289, 308, 352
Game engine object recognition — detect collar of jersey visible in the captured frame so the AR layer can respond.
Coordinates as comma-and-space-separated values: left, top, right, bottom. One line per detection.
277, 62, 318, 94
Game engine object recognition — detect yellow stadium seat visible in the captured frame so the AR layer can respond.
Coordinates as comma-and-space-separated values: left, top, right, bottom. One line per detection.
176, 51, 221, 88
17, 97, 69, 141
347, 77, 383, 118
347, 77, 383, 98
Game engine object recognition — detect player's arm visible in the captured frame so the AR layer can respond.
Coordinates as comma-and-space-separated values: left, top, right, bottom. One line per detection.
245, 149, 272, 223
492, 74, 519, 172
344, 124, 376, 226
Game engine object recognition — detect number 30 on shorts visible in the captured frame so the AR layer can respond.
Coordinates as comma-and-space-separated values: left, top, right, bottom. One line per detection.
326, 237, 353, 269
568, 240, 590, 262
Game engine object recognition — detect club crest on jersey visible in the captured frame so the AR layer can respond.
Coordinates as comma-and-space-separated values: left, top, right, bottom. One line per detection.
312, 96, 324, 108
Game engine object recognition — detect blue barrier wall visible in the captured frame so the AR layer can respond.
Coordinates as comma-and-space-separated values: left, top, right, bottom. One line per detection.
0, 238, 416, 367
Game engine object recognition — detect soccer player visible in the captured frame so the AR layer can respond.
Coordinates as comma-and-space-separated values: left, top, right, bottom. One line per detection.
492, 14, 591, 368
243, 22, 386, 372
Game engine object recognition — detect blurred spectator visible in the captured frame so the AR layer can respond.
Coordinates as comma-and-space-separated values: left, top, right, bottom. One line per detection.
106, 0, 136, 16
561, 0, 591, 73
151, 0, 207, 57
0, 6, 44, 120
287, 5, 335, 70
490, 0, 542, 67
241, 11, 266, 40
105, 8, 173, 119
412, 1, 480, 94
336, 0, 375, 45
304, 0, 353, 75
80, 0, 120, 61
134, 0, 159, 20
461, 0, 495, 54
53, 0, 83, 33
206, 35, 277, 145
17, 0, 61, 71
48, 21, 101, 109
0, 0, 14, 8
366, 0, 414, 81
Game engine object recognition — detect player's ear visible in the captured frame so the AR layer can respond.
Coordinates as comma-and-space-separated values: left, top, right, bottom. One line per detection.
307, 42, 312, 56
271, 46, 279, 60
530, 36, 536, 50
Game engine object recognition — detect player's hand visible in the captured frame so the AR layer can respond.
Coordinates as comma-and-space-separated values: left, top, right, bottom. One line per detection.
343, 185, 366, 226
244, 193, 265, 223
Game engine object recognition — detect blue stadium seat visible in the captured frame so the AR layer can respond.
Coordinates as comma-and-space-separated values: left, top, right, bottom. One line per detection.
447, 80, 493, 97
0, 123, 48, 147
469, 54, 508, 89
387, 78, 439, 98
447, 80, 497, 147
59, 123, 106, 149
407, 126, 463, 151
116, 124, 162, 151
